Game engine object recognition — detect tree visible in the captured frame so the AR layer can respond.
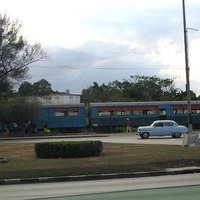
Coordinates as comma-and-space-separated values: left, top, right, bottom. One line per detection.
119, 75, 181, 101
18, 79, 53, 96
81, 81, 122, 103
0, 13, 47, 96
0, 76, 14, 97
18, 81, 34, 96
33, 79, 52, 96
0, 97, 41, 130
81, 75, 185, 102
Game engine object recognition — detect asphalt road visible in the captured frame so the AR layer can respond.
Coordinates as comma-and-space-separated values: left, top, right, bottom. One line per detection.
1, 173, 200, 200
44, 186, 200, 200
45, 185, 200, 200
0, 132, 188, 145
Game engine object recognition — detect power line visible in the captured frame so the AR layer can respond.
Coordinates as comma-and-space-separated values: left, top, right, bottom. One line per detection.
29, 64, 186, 70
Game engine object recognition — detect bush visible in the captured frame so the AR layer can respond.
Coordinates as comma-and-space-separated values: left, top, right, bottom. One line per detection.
35, 140, 103, 159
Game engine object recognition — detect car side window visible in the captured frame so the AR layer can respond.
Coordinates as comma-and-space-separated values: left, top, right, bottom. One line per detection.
155, 122, 163, 127
165, 122, 173, 127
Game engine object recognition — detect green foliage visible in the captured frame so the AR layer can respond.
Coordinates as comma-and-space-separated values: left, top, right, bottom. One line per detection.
18, 81, 34, 96
81, 75, 186, 103
33, 79, 52, 96
35, 140, 103, 159
18, 79, 52, 96
0, 77, 14, 97
0, 97, 41, 128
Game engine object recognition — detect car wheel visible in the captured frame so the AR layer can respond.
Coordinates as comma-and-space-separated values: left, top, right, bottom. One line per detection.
173, 132, 181, 138
141, 132, 150, 139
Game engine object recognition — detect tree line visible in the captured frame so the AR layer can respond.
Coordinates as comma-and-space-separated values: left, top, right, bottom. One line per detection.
81, 75, 199, 103
9, 74, 200, 103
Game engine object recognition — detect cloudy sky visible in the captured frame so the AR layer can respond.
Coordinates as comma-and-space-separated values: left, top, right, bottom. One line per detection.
0, 0, 200, 95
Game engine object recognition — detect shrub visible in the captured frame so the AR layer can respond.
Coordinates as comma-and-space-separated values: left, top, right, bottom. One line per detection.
35, 140, 103, 159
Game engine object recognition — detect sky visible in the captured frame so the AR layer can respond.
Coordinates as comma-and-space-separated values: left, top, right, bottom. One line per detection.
0, 0, 200, 95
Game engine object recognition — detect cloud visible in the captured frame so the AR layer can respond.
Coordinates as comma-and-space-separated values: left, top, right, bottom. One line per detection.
1, 0, 200, 95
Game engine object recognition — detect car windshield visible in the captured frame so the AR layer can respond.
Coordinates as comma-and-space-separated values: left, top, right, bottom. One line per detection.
173, 122, 178, 126
151, 122, 157, 126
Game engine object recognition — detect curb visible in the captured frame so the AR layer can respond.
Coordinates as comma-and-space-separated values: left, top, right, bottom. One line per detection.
0, 134, 109, 141
1, 167, 200, 185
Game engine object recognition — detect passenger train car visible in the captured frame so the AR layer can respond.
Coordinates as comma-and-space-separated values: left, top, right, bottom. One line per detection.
36, 103, 86, 132
89, 101, 200, 132
1, 101, 200, 133
0, 103, 87, 133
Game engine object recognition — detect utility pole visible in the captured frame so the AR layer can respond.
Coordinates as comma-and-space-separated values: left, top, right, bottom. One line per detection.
182, 0, 199, 147
182, 0, 192, 133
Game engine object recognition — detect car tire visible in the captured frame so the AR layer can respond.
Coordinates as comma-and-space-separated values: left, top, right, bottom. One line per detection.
173, 132, 181, 138
141, 132, 150, 139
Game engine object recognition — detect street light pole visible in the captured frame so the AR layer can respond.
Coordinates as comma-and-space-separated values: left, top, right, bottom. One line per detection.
182, 0, 200, 147
182, 0, 192, 133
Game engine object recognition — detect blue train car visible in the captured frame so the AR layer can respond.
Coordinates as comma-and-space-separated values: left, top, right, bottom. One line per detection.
36, 103, 86, 133
89, 101, 200, 132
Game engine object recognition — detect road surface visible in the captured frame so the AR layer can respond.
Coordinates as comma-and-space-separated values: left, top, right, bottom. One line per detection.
1, 173, 200, 200
0, 133, 188, 145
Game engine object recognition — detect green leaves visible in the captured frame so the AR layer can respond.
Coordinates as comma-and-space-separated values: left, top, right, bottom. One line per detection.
35, 141, 103, 159
0, 96, 41, 127
81, 75, 185, 103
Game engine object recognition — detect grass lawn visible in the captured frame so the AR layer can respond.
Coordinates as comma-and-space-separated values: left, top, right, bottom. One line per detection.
0, 142, 200, 179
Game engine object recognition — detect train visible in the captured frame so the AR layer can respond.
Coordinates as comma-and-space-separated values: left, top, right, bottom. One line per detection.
89, 101, 200, 132
2, 101, 200, 133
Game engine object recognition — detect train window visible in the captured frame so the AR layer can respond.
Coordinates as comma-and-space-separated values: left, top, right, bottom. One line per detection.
98, 111, 110, 116
55, 112, 63, 116
68, 111, 78, 116
121, 110, 132, 116
114, 111, 122, 116
54, 108, 68, 116
196, 109, 200, 114
68, 108, 78, 116
177, 110, 183, 114
159, 110, 166, 116
123, 111, 132, 116
174, 109, 184, 114
55, 110, 67, 116
133, 110, 143, 115
190, 109, 200, 114
54, 108, 78, 116
146, 110, 157, 115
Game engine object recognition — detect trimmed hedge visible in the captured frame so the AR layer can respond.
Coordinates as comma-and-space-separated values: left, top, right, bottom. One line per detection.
35, 140, 103, 158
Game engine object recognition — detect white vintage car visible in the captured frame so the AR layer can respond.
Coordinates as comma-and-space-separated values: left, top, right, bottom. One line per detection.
137, 120, 188, 139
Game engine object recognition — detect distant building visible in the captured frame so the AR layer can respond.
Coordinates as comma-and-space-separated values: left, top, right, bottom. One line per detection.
26, 90, 81, 105
38, 91, 81, 105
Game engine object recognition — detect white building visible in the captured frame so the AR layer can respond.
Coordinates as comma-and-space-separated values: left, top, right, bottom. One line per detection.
39, 93, 81, 105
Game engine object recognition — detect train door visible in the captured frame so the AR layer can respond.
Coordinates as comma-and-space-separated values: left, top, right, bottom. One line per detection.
159, 104, 177, 121
159, 108, 166, 120
158, 104, 172, 120
158, 105, 169, 120
109, 111, 115, 132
